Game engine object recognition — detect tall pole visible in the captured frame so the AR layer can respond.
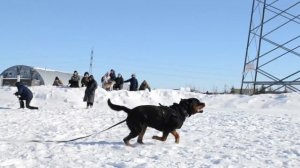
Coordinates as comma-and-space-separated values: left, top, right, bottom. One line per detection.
89, 48, 94, 75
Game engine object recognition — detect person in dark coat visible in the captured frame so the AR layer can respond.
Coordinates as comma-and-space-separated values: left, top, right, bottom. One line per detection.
114, 73, 124, 90
124, 74, 138, 91
109, 69, 116, 82
14, 82, 38, 110
83, 75, 98, 108
81, 72, 89, 87
53, 76, 63, 86
139, 80, 151, 92
69, 71, 80, 88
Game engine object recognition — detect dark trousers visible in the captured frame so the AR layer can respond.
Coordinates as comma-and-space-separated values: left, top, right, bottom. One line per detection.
19, 99, 38, 110
87, 102, 93, 108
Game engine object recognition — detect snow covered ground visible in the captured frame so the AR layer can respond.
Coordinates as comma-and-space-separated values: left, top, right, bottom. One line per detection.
0, 86, 300, 168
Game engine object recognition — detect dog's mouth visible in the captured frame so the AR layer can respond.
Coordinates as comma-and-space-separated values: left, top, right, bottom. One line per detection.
192, 107, 204, 114
197, 108, 204, 113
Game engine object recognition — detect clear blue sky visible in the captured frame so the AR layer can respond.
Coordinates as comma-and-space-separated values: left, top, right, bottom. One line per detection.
0, 0, 252, 91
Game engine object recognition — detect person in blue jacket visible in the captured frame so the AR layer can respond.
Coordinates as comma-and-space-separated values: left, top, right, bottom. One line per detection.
124, 74, 138, 91
14, 82, 38, 110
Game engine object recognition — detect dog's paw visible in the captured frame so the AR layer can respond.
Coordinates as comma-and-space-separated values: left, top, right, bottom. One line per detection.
152, 135, 159, 140
137, 139, 144, 144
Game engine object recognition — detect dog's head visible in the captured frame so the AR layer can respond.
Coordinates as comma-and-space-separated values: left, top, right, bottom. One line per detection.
179, 98, 205, 116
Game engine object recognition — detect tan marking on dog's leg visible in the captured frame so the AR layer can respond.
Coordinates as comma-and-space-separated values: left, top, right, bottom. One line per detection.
152, 132, 169, 142
171, 130, 180, 144
152, 135, 162, 141
137, 126, 147, 144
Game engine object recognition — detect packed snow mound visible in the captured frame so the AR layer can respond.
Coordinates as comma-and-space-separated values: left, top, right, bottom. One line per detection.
0, 86, 300, 167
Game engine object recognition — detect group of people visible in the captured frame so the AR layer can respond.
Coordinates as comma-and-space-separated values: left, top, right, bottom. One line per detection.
53, 71, 93, 88
52, 70, 82, 88
54, 69, 151, 109
101, 69, 123, 91
14, 69, 151, 110
53, 69, 151, 92
15, 71, 98, 109
101, 69, 139, 91
100, 69, 150, 92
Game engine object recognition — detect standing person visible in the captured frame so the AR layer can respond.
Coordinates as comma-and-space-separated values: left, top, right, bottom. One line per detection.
14, 82, 38, 110
81, 72, 89, 87
114, 73, 124, 90
69, 71, 80, 88
83, 75, 98, 108
53, 76, 63, 86
101, 72, 110, 84
109, 69, 116, 82
139, 80, 151, 92
124, 74, 138, 91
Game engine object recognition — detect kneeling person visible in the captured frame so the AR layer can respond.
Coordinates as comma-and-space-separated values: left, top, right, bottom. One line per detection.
14, 82, 38, 110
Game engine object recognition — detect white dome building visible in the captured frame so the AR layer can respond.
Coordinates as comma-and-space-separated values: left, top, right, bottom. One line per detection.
0, 65, 75, 86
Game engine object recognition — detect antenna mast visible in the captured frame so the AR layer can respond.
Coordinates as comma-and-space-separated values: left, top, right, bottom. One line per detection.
89, 48, 94, 75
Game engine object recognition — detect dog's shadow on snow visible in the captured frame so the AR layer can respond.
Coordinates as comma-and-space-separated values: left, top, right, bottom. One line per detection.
72, 141, 124, 146
0, 107, 11, 110
71, 141, 155, 147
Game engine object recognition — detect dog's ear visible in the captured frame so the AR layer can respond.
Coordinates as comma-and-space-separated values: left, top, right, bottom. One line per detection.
191, 98, 205, 108
179, 98, 188, 104
179, 99, 190, 106
190, 98, 200, 106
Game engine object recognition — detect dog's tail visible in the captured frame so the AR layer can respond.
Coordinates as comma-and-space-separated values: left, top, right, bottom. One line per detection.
107, 99, 131, 114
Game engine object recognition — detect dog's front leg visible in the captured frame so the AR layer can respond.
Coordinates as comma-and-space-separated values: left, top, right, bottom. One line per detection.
152, 132, 169, 142
171, 130, 180, 144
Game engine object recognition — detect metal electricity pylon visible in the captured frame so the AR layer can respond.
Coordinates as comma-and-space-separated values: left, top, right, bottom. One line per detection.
240, 0, 300, 94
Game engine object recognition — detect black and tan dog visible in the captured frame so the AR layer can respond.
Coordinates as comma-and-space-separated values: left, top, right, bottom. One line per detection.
107, 98, 205, 146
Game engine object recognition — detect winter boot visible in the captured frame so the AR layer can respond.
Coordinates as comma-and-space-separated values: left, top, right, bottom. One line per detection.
19, 100, 25, 109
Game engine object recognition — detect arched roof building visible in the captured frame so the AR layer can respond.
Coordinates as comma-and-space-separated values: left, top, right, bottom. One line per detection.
0, 65, 75, 86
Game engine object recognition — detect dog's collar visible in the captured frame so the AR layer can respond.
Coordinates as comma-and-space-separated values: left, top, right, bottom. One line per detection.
177, 103, 190, 117
182, 109, 190, 118
160, 103, 190, 118
171, 103, 190, 118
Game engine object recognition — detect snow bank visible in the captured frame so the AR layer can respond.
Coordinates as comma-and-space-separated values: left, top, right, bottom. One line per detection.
0, 86, 300, 167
